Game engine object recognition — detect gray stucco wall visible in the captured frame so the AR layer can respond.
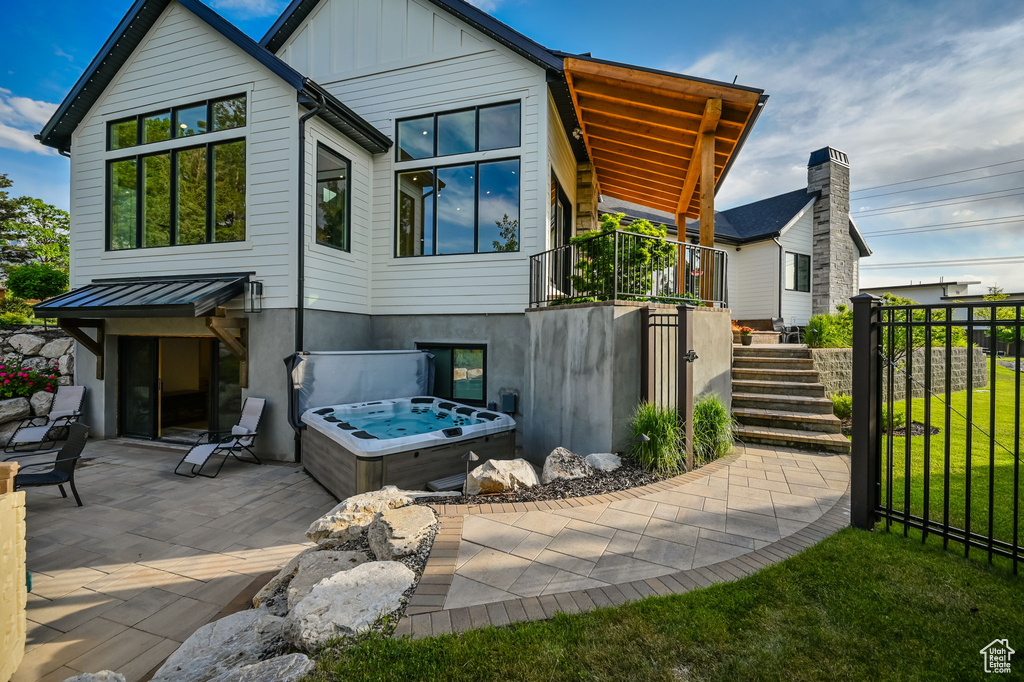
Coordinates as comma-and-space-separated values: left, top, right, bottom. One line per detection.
810, 346, 988, 399
691, 308, 733, 411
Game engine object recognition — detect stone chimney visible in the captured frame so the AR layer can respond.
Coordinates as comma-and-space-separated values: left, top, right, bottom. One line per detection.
807, 147, 857, 315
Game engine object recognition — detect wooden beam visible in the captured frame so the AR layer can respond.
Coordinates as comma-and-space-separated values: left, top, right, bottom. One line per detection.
676, 99, 722, 229
206, 316, 249, 389
563, 70, 601, 200
576, 93, 746, 131
600, 179, 681, 206
60, 319, 104, 380
601, 188, 678, 214
700, 131, 716, 247
586, 123, 698, 158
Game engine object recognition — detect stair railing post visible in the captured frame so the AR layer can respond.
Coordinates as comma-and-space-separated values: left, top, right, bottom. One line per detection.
677, 304, 695, 472
851, 293, 882, 529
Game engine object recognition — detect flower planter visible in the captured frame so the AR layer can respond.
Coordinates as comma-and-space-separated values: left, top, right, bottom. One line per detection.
741, 335, 753, 346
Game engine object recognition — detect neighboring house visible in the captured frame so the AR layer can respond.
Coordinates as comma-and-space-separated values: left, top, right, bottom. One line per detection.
36, 0, 769, 460
860, 279, 980, 305
602, 147, 871, 327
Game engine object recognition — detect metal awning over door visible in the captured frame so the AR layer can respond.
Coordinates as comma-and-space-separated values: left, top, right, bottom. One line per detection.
34, 274, 250, 318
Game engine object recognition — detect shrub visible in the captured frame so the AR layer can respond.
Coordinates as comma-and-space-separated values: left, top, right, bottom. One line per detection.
628, 402, 683, 476
832, 393, 853, 420
0, 312, 28, 326
883, 404, 906, 432
805, 306, 854, 348
0, 296, 33, 317
692, 395, 734, 466
0, 363, 58, 400
6, 262, 68, 300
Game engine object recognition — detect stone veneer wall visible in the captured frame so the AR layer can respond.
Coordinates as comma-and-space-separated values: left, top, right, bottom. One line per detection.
0, 327, 76, 443
810, 346, 989, 400
0, 463, 27, 682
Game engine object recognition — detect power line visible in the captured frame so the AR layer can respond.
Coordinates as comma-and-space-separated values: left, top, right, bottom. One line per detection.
860, 214, 1024, 237
851, 157, 1024, 194
862, 255, 1024, 269
855, 185, 1024, 214
854, 169, 1024, 200
855, 190, 1024, 217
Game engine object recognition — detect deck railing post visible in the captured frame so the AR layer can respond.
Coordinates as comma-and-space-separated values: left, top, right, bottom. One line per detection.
851, 293, 882, 529
640, 306, 654, 403
677, 304, 695, 472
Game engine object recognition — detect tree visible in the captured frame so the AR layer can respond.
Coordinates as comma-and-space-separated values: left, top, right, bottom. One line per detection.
979, 285, 1020, 345
0, 174, 70, 274
491, 214, 519, 252
6, 262, 68, 300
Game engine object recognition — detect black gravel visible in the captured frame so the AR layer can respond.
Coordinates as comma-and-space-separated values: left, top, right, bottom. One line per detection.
419, 461, 665, 506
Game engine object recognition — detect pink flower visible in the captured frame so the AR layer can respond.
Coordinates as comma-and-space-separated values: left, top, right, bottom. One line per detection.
4, 380, 10, 385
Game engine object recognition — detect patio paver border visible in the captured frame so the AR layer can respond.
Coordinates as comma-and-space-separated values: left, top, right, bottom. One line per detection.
395, 449, 850, 638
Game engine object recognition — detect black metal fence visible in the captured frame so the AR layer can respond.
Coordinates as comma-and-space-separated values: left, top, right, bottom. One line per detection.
529, 230, 728, 308
851, 294, 1023, 572
640, 305, 696, 471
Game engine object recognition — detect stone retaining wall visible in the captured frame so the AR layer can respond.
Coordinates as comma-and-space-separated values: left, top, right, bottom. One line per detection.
0, 326, 75, 442
811, 346, 989, 399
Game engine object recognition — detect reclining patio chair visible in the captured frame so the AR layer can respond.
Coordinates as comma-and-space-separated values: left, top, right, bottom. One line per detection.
4, 422, 89, 506
5, 385, 86, 453
174, 397, 265, 478
773, 318, 802, 344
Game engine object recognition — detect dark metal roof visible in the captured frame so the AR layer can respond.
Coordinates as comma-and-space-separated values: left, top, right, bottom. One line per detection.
34, 273, 250, 318
37, 0, 390, 155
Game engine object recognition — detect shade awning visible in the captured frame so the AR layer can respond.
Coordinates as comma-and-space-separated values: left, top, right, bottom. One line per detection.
34, 274, 250, 318
564, 56, 766, 221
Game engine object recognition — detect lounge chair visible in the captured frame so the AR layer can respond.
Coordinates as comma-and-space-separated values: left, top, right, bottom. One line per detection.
5, 385, 86, 453
174, 397, 265, 478
773, 318, 802, 344
5, 422, 89, 506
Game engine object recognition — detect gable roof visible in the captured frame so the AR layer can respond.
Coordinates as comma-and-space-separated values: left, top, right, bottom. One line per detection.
37, 0, 391, 155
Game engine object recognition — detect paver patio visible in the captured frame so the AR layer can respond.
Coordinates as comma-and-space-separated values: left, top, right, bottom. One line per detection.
9, 439, 334, 682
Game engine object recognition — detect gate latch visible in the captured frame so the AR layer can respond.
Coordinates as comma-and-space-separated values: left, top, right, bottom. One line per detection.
683, 349, 699, 363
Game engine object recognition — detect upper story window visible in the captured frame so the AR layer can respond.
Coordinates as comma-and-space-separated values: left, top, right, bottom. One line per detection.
315, 144, 351, 251
106, 95, 247, 251
395, 102, 521, 258
785, 252, 811, 292
107, 95, 246, 151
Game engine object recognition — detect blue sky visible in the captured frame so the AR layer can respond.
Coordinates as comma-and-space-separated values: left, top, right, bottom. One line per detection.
2, 0, 1024, 291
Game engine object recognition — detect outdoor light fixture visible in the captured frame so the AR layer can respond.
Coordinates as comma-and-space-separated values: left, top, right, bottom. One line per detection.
635, 434, 651, 443
244, 281, 263, 314
461, 450, 480, 493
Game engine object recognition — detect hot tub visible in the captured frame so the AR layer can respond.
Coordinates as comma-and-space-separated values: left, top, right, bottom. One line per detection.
300, 397, 516, 499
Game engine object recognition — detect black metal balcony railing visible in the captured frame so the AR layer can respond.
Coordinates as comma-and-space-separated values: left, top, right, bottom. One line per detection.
529, 230, 728, 308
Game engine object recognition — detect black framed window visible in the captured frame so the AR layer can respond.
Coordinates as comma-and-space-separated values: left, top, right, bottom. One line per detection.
785, 252, 811, 292
315, 144, 351, 251
106, 95, 246, 151
396, 102, 521, 161
396, 158, 519, 257
106, 138, 246, 250
417, 344, 486, 405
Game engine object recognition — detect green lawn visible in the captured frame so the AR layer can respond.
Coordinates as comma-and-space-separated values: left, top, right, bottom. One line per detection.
884, 361, 1023, 555
310, 529, 1024, 681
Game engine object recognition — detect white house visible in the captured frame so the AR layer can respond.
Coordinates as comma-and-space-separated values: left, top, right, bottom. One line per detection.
37, 0, 770, 460
860, 279, 981, 305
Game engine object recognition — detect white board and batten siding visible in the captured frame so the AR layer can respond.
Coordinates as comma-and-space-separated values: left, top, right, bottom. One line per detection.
726, 242, 779, 321
276, 0, 550, 315
778, 201, 815, 326
69, 3, 299, 310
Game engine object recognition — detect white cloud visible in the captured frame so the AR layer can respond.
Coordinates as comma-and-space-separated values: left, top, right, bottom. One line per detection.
0, 89, 58, 156
465, 0, 504, 12
209, 0, 288, 18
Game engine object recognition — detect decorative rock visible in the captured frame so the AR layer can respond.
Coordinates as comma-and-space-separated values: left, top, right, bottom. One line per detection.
305, 485, 456, 544
465, 458, 540, 495
61, 673, 126, 682
207, 654, 315, 682
40, 338, 74, 359
368, 505, 436, 560
59, 353, 74, 376
0, 397, 30, 424
585, 452, 622, 472
22, 356, 49, 372
8, 334, 45, 355
30, 390, 55, 417
151, 610, 285, 682
284, 562, 416, 651
286, 551, 369, 610
541, 447, 594, 484
58, 375, 73, 386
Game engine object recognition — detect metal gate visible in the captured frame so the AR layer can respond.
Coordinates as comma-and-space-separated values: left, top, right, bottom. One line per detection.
640, 305, 697, 470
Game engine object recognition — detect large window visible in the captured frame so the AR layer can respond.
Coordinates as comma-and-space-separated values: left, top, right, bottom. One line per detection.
395, 102, 521, 258
107, 139, 246, 250
418, 344, 486, 405
108, 95, 245, 150
315, 145, 351, 251
785, 252, 811, 292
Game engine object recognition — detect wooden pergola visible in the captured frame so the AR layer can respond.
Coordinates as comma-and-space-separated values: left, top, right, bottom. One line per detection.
564, 57, 766, 247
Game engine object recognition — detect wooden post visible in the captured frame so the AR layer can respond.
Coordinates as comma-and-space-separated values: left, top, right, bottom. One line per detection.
699, 131, 716, 249
0, 462, 17, 494
677, 305, 695, 472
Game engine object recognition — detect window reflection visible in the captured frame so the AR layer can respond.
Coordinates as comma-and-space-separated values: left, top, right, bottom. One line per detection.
316, 145, 350, 251
437, 109, 475, 157
478, 102, 520, 151
477, 159, 520, 253
142, 112, 171, 144
398, 116, 434, 161
397, 170, 435, 256
436, 165, 475, 255
212, 97, 246, 131
176, 105, 207, 137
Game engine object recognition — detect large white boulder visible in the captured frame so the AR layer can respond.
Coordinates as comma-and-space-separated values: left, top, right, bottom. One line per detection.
368, 505, 436, 561
465, 458, 540, 495
30, 390, 54, 417
305, 485, 455, 544
59, 353, 74, 376
9, 334, 45, 355
151, 610, 285, 682
61, 673, 125, 682
39, 338, 74, 359
0, 397, 30, 424
286, 551, 369, 611
284, 562, 415, 651
207, 654, 314, 682
585, 452, 622, 472
542, 447, 594, 484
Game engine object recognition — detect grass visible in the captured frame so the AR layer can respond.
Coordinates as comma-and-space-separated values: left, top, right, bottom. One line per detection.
628, 402, 683, 476
883, 360, 1024, 552
310, 529, 1023, 681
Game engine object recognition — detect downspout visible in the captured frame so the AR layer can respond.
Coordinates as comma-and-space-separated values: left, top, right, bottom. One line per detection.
774, 236, 783, 319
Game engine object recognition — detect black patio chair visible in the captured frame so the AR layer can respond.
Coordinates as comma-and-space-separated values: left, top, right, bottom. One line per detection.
5, 385, 86, 453
4, 422, 90, 506
174, 397, 265, 478
773, 318, 801, 344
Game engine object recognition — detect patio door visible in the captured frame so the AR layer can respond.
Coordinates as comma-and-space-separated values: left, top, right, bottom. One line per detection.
550, 173, 573, 295
118, 336, 159, 439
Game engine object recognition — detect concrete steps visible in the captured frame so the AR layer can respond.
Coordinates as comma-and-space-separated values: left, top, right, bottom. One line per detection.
732, 343, 850, 454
